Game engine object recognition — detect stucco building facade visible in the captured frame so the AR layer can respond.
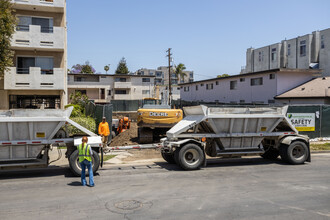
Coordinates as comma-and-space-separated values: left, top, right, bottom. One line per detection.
67, 73, 155, 103
242, 28, 330, 76
0, 0, 67, 109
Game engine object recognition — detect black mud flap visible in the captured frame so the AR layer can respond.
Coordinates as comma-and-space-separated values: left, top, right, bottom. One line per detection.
100, 147, 104, 168
307, 144, 311, 162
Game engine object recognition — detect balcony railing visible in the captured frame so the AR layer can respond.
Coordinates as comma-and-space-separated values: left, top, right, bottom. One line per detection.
11, 0, 65, 11
4, 67, 65, 90
114, 82, 132, 88
11, 25, 65, 51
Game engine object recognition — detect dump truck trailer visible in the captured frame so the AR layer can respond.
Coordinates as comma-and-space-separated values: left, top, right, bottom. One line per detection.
161, 105, 310, 170
0, 107, 102, 176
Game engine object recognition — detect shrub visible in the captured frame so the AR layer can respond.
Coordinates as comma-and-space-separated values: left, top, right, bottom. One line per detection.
65, 104, 84, 117
67, 116, 96, 136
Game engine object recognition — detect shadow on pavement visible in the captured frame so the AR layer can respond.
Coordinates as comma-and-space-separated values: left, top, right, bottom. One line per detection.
0, 166, 76, 180
67, 181, 82, 186
156, 157, 289, 171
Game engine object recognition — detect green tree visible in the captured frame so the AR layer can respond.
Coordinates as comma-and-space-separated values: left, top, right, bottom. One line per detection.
104, 64, 110, 74
69, 91, 89, 106
0, 0, 16, 77
115, 57, 129, 74
217, 74, 230, 78
175, 63, 187, 83
71, 61, 96, 74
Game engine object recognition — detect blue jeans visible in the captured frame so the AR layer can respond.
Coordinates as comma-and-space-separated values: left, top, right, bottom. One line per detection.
80, 160, 94, 186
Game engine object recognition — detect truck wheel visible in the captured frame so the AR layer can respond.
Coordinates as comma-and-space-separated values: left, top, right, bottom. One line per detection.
161, 152, 176, 164
177, 143, 204, 170
69, 150, 100, 176
261, 148, 279, 160
111, 131, 116, 139
280, 141, 308, 165
138, 128, 153, 144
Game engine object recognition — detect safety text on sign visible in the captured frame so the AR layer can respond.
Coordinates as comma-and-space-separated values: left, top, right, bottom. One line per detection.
287, 113, 315, 131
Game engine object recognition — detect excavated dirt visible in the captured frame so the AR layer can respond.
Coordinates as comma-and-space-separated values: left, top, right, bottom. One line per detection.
110, 122, 139, 146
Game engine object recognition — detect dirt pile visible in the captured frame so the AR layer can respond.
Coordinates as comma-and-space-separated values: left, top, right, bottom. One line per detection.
110, 122, 139, 146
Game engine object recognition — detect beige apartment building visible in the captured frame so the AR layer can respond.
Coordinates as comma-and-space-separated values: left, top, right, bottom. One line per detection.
67, 73, 155, 103
0, 0, 67, 109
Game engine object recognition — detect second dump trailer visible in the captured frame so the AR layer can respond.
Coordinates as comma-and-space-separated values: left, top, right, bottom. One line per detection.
161, 105, 310, 170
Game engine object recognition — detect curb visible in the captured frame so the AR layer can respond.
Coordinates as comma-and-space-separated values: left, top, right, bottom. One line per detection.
311, 150, 330, 154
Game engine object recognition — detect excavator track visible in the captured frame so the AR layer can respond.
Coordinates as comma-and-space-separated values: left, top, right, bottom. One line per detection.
138, 127, 153, 144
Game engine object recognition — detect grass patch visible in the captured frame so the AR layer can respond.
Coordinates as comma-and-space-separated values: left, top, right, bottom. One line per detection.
102, 154, 116, 161
310, 142, 330, 151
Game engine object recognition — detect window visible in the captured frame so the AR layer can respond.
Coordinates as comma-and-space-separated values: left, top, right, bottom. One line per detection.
268, 99, 275, 104
189, 73, 193, 78
171, 73, 176, 78
240, 78, 245, 82
288, 44, 291, 56
108, 90, 111, 95
149, 72, 154, 76
271, 48, 277, 61
251, 77, 263, 86
177, 87, 180, 90
196, 85, 198, 90
201, 83, 204, 87
115, 90, 127, 94
321, 35, 325, 49
17, 16, 53, 33
206, 83, 213, 90
139, 71, 144, 75
240, 100, 245, 103
230, 80, 237, 90
184, 87, 190, 92
300, 40, 306, 57
142, 78, 150, 82
155, 79, 162, 84
142, 90, 150, 94
115, 77, 126, 82
216, 81, 219, 85
156, 71, 162, 77
258, 51, 262, 62
269, 74, 275, 80
17, 57, 53, 74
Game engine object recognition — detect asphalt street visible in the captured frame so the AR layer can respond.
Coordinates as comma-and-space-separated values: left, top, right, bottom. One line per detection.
0, 153, 330, 220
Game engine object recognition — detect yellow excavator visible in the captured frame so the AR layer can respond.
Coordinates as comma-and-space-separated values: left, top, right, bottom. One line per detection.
137, 98, 183, 143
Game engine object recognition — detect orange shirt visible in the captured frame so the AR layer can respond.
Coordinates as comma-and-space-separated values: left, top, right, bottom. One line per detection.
98, 122, 110, 136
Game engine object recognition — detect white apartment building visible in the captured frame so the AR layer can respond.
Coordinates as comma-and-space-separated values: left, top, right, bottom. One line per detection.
241, 28, 330, 76
180, 69, 320, 104
135, 66, 194, 85
0, 0, 67, 109
67, 73, 155, 103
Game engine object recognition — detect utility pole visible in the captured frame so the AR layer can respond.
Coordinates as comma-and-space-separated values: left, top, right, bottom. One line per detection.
166, 48, 172, 105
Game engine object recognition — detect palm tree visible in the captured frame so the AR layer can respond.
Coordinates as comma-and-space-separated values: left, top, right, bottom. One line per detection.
175, 63, 187, 83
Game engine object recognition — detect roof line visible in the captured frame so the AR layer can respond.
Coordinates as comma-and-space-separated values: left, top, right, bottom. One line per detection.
274, 77, 318, 98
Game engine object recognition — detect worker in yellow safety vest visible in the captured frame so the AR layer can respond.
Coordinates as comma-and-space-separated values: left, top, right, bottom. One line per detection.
98, 117, 110, 148
78, 136, 94, 187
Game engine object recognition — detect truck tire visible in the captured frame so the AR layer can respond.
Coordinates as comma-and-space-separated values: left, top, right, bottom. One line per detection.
261, 148, 279, 160
177, 143, 205, 170
111, 131, 116, 139
69, 150, 100, 176
280, 141, 308, 165
161, 152, 176, 164
138, 128, 153, 144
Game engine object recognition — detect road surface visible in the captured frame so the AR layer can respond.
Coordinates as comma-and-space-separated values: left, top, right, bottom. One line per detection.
1, 153, 330, 220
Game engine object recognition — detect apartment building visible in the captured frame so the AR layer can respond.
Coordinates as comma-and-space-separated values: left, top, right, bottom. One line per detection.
241, 28, 330, 76
180, 69, 320, 104
135, 66, 194, 85
67, 73, 155, 103
0, 0, 67, 109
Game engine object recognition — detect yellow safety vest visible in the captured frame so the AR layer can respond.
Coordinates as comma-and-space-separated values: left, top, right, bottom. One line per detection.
78, 143, 92, 163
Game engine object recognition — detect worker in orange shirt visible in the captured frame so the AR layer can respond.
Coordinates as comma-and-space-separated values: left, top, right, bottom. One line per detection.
117, 117, 131, 134
98, 117, 110, 148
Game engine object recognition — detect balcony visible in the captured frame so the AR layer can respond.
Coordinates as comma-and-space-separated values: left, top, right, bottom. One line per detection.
4, 67, 65, 90
11, 0, 65, 12
114, 82, 132, 89
11, 25, 65, 51
114, 94, 131, 100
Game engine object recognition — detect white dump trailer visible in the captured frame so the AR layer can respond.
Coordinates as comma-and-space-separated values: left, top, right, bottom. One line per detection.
161, 105, 310, 170
0, 107, 102, 176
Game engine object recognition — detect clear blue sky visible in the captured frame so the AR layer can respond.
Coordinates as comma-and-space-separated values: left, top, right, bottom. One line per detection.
67, 0, 330, 81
